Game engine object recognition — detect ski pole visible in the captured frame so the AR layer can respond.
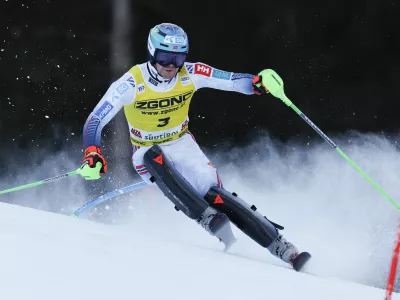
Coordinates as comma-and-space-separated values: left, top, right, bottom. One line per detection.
71, 181, 149, 217
260, 69, 400, 210
0, 168, 81, 195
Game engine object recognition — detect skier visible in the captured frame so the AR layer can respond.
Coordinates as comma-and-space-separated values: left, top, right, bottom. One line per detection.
80, 23, 311, 271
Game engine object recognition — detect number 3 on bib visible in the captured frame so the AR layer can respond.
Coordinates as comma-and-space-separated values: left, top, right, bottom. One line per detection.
157, 117, 170, 127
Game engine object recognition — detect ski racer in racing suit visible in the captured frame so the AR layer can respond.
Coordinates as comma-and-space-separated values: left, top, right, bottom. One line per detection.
80, 23, 311, 271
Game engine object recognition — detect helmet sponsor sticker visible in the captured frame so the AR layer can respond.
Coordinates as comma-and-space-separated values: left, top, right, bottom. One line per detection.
164, 35, 186, 45
194, 63, 212, 77
212, 69, 232, 80
148, 39, 155, 55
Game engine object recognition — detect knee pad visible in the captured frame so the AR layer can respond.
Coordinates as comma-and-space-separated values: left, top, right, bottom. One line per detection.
143, 145, 209, 220
204, 186, 280, 248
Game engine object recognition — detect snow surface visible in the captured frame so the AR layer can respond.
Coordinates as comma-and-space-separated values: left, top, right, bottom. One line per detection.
0, 201, 399, 300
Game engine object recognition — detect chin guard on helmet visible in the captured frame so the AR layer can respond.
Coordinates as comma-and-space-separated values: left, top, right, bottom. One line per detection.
143, 145, 209, 220
204, 187, 282, 248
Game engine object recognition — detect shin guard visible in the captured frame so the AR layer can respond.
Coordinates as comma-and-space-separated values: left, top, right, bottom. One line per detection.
143, 145, 209, 220
204, 186, 280, 248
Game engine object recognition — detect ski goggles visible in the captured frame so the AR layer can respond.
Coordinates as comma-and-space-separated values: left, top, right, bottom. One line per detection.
154, 50, 187, 68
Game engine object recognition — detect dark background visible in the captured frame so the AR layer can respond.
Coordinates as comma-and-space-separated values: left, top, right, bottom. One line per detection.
1, 1, 400, 290
0, 0, 399, 167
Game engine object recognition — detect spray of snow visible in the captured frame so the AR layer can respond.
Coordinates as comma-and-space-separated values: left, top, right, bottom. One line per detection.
118, 131, 400, 290
1, 131, 399, 291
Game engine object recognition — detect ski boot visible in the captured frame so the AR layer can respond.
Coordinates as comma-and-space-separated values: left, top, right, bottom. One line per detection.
198, 207, 236, 251
267, 234, 311, 272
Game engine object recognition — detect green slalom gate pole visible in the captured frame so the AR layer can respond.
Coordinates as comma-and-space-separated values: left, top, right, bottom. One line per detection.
0, 168, 81, 195
260, 69, 400, 210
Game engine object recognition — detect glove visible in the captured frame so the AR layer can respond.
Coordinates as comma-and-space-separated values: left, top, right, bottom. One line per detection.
80, 145, 108, 180
252, 75, 269, 95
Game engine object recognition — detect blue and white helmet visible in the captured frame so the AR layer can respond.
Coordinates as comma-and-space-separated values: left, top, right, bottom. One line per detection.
147, 23, 189, 68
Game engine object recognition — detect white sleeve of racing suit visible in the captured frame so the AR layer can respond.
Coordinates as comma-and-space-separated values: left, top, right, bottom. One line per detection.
183, 62, 255, 95
83, 72, 137, 148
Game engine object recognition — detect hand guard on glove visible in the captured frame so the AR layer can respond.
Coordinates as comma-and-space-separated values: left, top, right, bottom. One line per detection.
80, 145, 108, 180
252, 75, 269, 95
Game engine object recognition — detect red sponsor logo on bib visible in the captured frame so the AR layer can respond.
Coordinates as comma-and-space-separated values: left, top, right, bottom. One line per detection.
131, 128, 142, 139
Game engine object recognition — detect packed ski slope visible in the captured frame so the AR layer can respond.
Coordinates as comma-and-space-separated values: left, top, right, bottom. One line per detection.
0, 201, 398, 300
